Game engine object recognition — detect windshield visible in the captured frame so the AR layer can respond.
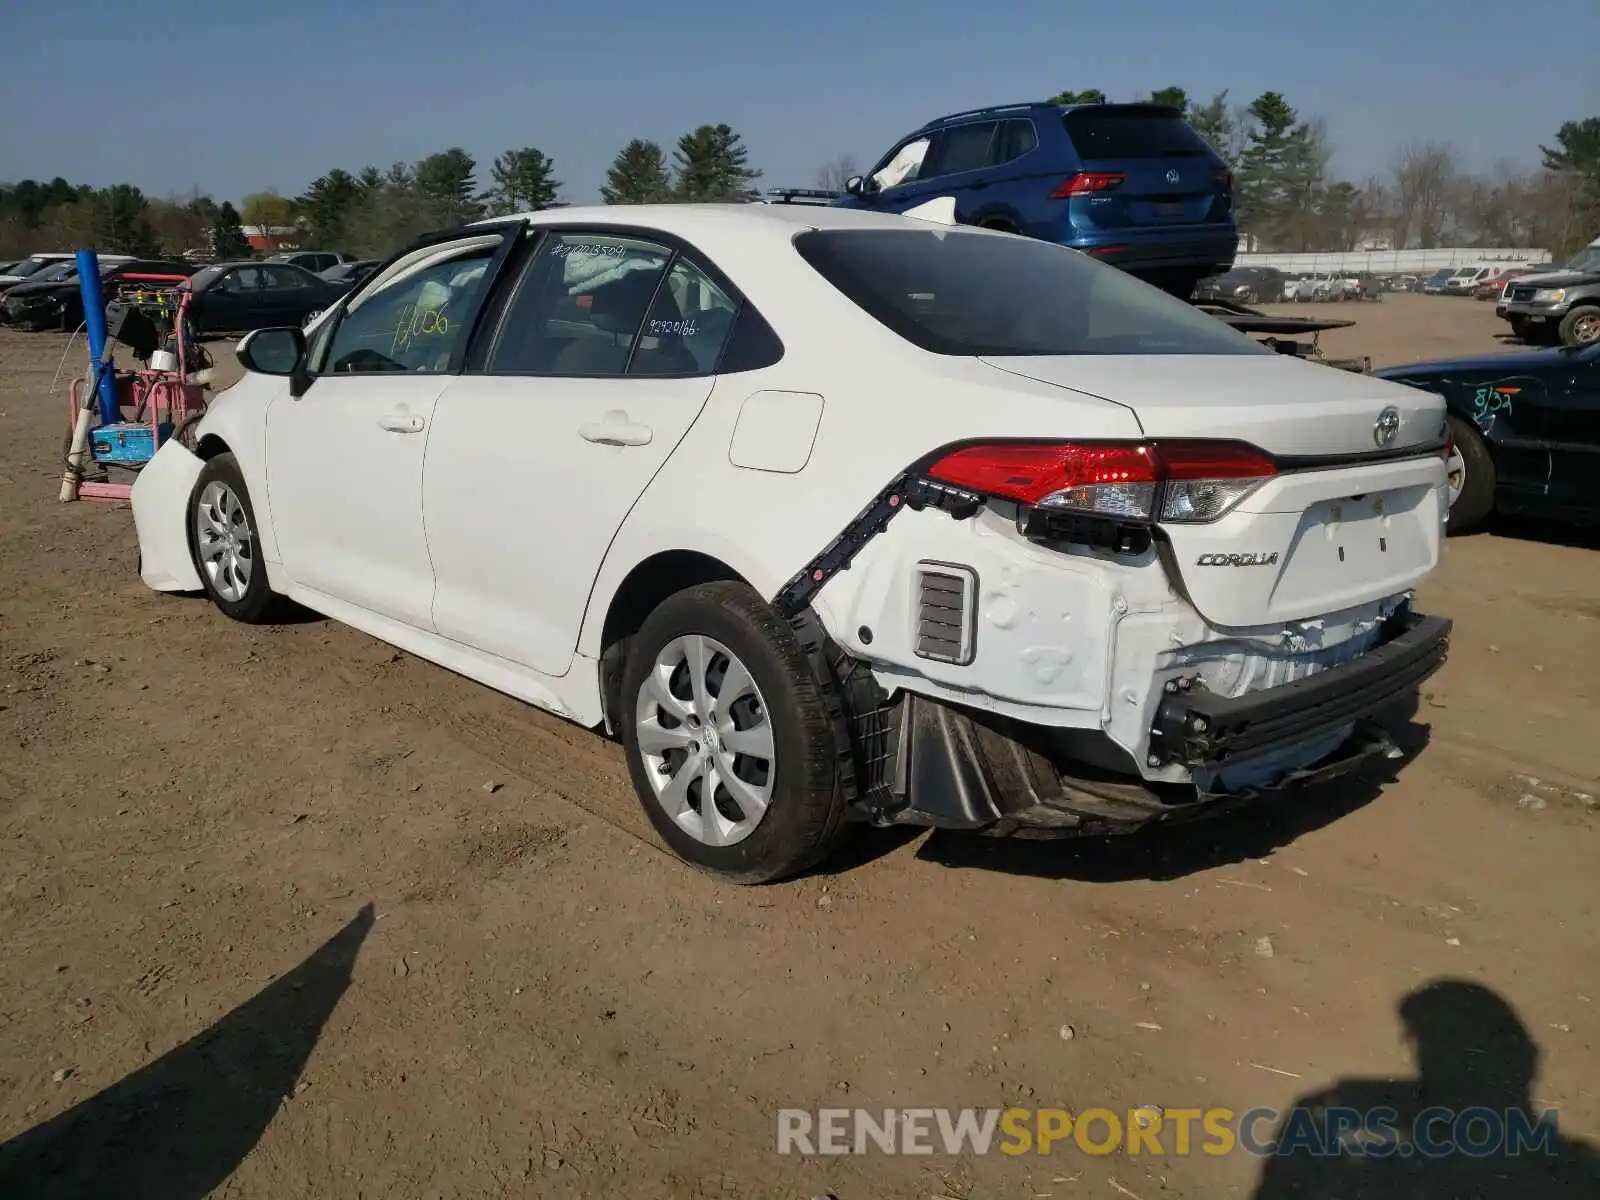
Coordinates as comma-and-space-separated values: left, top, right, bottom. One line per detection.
1427, 270, 1452, 282
32, 261, 78, 283
11, 256, 70, 279
1562, 247, 1600, 273
794, 228, 1268, 357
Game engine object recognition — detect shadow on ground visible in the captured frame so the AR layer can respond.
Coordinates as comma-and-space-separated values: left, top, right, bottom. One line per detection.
0, 903, 374, 1200
1251, 979, 1600, 1197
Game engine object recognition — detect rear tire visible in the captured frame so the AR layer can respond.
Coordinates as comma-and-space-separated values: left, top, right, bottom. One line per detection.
185, 452, 283, 623
1507, 316, 1528, 341
1445, 414, 1495, 535
620, 582, 852, 884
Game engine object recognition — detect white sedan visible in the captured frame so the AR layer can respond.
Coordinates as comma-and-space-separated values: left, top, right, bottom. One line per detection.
132, 202, 1453, 882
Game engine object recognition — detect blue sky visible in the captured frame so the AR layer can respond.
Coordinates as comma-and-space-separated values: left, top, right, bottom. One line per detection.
1, 0, 1595, 206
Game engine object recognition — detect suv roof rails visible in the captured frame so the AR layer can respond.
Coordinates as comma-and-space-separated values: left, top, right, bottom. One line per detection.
761, 187, 842, 205
917, 102, 1044, 129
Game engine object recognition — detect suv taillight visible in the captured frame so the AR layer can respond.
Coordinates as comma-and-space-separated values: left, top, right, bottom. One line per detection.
1050, 171, 1127, 199
925, 439, 1276, 524
1212, 167, 1233, 191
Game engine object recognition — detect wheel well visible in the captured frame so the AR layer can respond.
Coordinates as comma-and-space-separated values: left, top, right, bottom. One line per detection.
194, 433, 232, 461
597, 550, 747, 735
978, 217, 1017, 232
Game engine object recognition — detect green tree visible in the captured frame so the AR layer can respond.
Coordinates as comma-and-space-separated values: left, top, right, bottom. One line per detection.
1540, 116, 1600, 250
488, 148, 562, 214
601, 139, 673, 204
1540, 117, 1600, 185
240, 191, 295, 235
413, 148, 484, 226
1149, 86, 1189, 114
297, 169, 360, 248
671, 125, 761, 202
96, 184, 160, 255
1235, 93, 1329, 250
211, 201, 250, 258
1048, 88, 1107, 105
1188, 91, 1238, 165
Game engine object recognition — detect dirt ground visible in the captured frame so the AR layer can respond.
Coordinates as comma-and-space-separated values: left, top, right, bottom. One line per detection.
0, 294, 1596, 1199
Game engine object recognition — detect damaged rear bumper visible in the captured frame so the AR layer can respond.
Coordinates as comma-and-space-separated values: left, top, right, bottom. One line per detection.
848, 609, 1450, 837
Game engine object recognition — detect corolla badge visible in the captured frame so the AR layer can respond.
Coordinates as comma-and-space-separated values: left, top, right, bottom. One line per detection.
1373, 406, 1401, 447
1165, 169, 1181, 184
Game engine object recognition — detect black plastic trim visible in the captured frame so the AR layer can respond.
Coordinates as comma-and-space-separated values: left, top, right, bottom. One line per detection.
1149, 611, 1451, 768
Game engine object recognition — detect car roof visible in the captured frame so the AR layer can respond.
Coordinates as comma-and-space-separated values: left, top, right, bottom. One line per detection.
477, 202, 971, 241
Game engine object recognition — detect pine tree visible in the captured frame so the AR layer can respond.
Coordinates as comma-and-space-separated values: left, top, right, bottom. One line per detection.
96, 184, 160, 255
1148, 86, 1189, 114
211, 201, 250, 258
297, 169, 360, 248
413, 148, 484, 226
1188, 91, 1237, 164
488, 148, 562, 214
671, 125, 761, 203
601, 139, 673, 204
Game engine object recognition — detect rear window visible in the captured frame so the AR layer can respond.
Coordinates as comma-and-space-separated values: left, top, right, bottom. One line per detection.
1062, 106, 1210, 159
794, 229, 1267, 358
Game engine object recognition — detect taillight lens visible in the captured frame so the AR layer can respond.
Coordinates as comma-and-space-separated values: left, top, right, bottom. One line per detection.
925, 439, 1276, 523
1050, 171, 1126, 199
1212, 167, 1233, 191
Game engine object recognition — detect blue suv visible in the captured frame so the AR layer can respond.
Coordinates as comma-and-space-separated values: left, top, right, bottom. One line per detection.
834, 101, 1238, 297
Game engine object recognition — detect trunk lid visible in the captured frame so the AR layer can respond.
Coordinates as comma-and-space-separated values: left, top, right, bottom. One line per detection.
978, 354, 1448, 626
980, 354, 1447, 457
1060, 105, 1226, 228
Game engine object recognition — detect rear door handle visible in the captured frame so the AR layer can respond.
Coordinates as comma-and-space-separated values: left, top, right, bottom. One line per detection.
580, 421, 652, 447
378, 413, 425, 433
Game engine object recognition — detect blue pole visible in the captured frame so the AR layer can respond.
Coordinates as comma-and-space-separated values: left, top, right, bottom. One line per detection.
76, 249, 119, 425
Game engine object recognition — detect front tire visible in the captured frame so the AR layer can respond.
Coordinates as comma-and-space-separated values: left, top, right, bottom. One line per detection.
1445, 414, 1495, 535
1558, 305, 1600, 347
620, 582, 852, 883
186, 452, 282, 622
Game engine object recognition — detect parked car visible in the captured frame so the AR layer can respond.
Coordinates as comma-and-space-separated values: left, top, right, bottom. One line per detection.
1389, 274, 1421, 292
1474, 266, 1539, 300
1421, 269, 1455, 295
833, 101, 1236, 298
0, 253, 133, 294
1194, 266, 1285, 305
266, 250, 350, 274
320, 258, 383, 291
129, 203, 1451, 882
1497, 239, 1600, 347
1378, 342, 1600, 531
1, 258, 197, 330
1284, 272, 1343, 302
183, 261, 347, 336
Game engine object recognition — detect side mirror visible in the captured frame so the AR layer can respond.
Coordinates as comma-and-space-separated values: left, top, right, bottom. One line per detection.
236, 326, 306, 377
845, 175, 867, 197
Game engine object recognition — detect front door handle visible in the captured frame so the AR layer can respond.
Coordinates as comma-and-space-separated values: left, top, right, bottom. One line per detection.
580, 421, 652, 447
378, 413, 425, 433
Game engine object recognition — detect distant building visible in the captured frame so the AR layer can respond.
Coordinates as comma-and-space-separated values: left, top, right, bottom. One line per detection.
242, 225, 297, 252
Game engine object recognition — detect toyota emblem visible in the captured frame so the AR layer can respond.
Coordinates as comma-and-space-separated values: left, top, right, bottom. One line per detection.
1165, 169, 1181, 184
1374, 406, 1401, 447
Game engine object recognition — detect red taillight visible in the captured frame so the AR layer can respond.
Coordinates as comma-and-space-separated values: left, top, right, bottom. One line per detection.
926, 439, 1276, 523
1212, 167, 1233, 192
1050, 171, 1126, 199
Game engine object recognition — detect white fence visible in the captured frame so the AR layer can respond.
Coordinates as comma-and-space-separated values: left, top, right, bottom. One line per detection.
1234, 247, 1552, 274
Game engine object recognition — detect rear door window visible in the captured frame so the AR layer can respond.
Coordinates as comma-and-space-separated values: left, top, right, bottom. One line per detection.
993, 119, 1039, 165
924, 122, 999, 178
1062, 107, 1210, 159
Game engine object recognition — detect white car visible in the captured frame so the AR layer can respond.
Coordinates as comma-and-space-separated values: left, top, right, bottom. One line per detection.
130, 202, 1453, 882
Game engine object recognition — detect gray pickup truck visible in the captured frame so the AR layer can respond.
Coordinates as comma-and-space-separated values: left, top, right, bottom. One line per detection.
1498, 237, 1600, 347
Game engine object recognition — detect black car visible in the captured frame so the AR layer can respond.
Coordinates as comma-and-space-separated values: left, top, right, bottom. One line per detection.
1195, 265, 1285, 305
185, 261, 346, 336
319, 258, 383, 291
1376, 342, 1600, 532
1, 258, 196, 331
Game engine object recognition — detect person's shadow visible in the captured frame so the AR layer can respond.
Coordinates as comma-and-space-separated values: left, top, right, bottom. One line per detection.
0, 903, 374, 1199
1251, 979, 1599, 1197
